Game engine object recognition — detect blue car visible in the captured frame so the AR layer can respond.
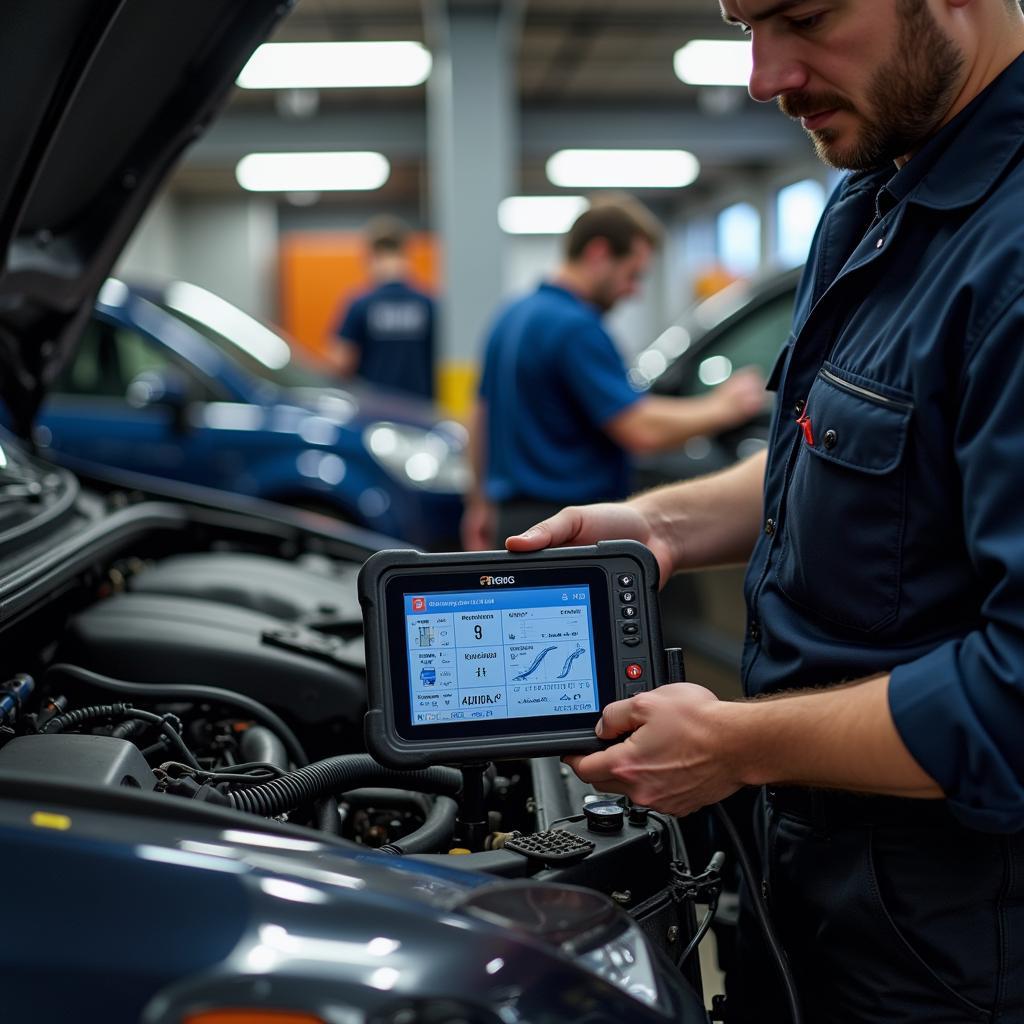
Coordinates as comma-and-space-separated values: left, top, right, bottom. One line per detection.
36, 278, 467, 549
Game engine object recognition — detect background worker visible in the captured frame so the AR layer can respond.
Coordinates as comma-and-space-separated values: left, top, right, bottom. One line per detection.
509, 0, 1024, 1020
330, 215, 436, 401
462, 197, 765, 549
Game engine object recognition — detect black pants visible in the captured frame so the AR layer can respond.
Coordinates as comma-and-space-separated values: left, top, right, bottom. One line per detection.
727, 788, 1024, 1023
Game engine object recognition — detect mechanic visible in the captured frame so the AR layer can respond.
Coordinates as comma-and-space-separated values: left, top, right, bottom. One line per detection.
508, 1, 1024, 1020
329, 215, 436, 400
462, 196, 765, 550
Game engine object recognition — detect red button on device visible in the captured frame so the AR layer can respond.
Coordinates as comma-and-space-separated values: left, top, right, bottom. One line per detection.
626, 664, 643, 680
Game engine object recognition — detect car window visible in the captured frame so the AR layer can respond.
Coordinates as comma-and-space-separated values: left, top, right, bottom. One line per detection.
679, 292, 795, 396
55, 318, 223, 402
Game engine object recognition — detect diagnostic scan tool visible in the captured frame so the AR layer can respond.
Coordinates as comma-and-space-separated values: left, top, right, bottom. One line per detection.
358, 541, 665, 767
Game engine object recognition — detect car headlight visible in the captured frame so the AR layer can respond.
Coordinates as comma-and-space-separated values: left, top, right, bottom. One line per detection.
456, 881, 666, 1013
364, 422, 469, 494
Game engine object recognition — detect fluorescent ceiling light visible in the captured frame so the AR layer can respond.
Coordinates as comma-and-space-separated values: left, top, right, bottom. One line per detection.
546, 150, 699, 189
238, 41, 432, 89
498, 196, 588, 234
235, 152, 390, 192
674, 40, 752, 87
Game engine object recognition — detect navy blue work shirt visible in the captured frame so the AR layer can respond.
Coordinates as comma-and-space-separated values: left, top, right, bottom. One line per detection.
743, 53, 1024, 833
478, 282, 642, 504
336, 280, 435, 400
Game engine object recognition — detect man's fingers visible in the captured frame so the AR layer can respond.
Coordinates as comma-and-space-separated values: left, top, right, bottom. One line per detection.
505, 508, 582, 551
563, 750, 627, 788
596, 697, 646, 739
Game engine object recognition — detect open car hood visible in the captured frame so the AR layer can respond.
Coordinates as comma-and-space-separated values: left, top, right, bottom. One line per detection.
0, 0, 290, 439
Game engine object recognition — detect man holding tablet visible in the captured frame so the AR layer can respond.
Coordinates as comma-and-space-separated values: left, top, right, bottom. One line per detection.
507, 0, 1024, 1020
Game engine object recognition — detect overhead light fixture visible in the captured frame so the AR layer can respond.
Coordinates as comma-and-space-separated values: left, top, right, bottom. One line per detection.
674, 40, 752, 87
235, 152, 390, 192
546, 150, 700, 189
237, 41, 432, 90
498, 196, 588, 235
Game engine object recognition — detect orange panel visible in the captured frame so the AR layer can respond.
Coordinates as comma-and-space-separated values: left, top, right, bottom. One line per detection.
184, 1011, 325, 1024
279, 232, 440, 363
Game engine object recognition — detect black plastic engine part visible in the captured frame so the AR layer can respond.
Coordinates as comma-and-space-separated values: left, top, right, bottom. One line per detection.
127, 552, 362, 626
55, 593, 366, 733
0, 734, 156, 790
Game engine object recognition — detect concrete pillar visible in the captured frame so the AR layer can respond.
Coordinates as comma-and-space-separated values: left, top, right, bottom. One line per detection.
425, 0, 521, 418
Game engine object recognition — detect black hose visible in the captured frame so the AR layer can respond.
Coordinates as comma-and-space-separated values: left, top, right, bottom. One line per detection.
379, 795, 459, 855
239, 726, 289, 771
43, 703, 201, 770
316, 797, 342, 835
111, 718, 146, 741
45, 663, 308, 767
227, 754, 462, 818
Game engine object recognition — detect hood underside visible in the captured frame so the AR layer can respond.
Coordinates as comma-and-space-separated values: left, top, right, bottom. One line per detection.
0, 0, 291, 438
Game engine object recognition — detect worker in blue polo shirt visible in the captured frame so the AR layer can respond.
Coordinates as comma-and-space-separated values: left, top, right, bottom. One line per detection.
511, 2, 1024, 1020
462, 197, 765, 548
330, 216, 435, 400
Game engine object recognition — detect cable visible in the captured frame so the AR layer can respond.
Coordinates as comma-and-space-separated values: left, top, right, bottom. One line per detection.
379, 796, 459, 855
226, 754, 462, 818
677, 905, 717, 969
712, 801, 803, 1024
43, 703, 201, 770
44, 663, 308, 767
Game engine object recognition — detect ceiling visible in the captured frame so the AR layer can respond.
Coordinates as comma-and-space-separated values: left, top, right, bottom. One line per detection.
171, 0, 812, 208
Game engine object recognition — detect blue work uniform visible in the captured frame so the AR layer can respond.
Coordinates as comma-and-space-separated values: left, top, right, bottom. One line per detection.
336, 280, 435, 400
478, 282, 642, 507
733, 54, 1024, 1023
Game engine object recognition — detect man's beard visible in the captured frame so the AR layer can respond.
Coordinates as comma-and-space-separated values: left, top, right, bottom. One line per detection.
779, 0, 964, 169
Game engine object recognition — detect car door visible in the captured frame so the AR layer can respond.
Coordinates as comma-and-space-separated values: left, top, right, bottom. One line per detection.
635, 286, 797, 490
38, 315, 238, 485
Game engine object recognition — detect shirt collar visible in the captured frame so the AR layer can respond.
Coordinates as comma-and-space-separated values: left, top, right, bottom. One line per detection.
898, 49, 1024, 210
837, 50, 1024, 220
539, 280, 602, 317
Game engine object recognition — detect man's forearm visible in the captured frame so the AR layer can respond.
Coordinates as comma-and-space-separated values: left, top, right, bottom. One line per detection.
630, 449, 767, 574
720, 674, 942, 798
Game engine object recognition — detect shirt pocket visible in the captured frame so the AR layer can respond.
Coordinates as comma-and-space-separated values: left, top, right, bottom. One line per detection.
774, 364, 913, 633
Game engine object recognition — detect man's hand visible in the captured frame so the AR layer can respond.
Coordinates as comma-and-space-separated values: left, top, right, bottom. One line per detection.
563, 683, 745, 816
505, 501, 677, 582
705, 366, 768, 432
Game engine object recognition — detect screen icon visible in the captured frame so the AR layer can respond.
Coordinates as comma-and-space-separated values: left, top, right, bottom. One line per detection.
412, 597, 426, 612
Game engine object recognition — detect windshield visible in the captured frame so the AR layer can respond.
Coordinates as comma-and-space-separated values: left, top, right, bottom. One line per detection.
158, 282, 332, 389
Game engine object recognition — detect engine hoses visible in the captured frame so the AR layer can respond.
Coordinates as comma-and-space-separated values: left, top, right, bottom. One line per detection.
379, 796, 459, 855
43, 702, 201, 770
44, 663, 308, 767
226, 753, 462, 818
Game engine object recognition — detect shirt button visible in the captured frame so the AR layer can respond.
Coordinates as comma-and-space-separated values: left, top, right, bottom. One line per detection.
875, 237, 884, 249
764, 518, 776, 536
823, 429, 838, 450
749, 621, 761, 643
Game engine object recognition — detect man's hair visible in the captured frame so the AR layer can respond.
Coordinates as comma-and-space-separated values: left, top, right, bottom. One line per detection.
565, 195, 664, 261
365, 215, 409, 255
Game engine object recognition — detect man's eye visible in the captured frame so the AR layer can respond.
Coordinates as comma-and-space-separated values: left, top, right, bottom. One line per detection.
790, 12, 824, 30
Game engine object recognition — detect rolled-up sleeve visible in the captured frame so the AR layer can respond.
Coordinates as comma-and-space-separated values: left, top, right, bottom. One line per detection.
890, 290, 1024, 832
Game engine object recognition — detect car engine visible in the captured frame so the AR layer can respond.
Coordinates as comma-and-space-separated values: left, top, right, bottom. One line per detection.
0, 455, 715, 1011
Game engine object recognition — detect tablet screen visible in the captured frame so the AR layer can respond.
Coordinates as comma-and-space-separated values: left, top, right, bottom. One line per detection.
403, 585, 598, 725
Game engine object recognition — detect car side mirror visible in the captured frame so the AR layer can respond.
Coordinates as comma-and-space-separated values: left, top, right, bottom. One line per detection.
126, 368, 191, 432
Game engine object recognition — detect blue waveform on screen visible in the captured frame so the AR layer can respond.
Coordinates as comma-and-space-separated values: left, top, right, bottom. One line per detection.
512, 645, 558, 681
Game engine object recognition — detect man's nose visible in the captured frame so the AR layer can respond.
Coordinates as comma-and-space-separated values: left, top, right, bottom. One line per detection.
748, 36, 809, 102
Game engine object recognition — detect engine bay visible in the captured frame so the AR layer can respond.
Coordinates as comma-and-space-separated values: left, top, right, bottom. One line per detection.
0, 484, 710, 1004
